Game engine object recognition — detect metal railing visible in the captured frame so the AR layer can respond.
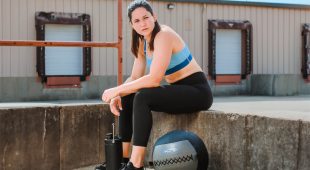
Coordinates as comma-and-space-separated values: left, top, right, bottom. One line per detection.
0, 0, 123, 85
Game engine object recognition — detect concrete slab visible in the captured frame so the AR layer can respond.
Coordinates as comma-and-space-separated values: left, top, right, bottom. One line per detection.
73, 164, 154, 170
211, 96, 310, 121
1, 96, 308, 124
147, 111, 310, 170
0, 107, 60, 170
59, 105, 114, 170
0, 100, 101, 109
299, 122, 310, 170
247, 116, 299, 170
1, 95, 308, 121
0, 96, 309, 170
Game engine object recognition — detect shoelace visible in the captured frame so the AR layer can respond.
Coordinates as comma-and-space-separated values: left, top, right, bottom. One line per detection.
95, 162, 126, 170
121, 162, 144, 170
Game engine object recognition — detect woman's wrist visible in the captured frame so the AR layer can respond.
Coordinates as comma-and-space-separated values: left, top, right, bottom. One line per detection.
116, 85, 126, 97
113, 95, 121, 100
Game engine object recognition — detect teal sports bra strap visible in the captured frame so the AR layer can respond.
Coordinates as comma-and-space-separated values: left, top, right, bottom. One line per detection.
144, 40, 147, 56
165, 54, 192, 75
143, 39, 192, 75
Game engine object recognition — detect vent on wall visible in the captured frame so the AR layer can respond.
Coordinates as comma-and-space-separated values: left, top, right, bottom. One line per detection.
45, 24, 83, 76
208, 20, 253, 84
35, 12, 91, 88
215, 29, 242, 75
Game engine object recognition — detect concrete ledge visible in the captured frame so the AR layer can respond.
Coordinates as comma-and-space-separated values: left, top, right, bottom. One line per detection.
0, 101, 309, 170
147, 111, 310, 170
0, 107, 60, 170
299, 122, 310, 170
0, 104, 114, 170
59, 105, 114, 170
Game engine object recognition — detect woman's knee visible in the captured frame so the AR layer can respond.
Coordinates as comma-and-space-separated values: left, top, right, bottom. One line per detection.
133, 88, 156, 104
121, 93, 134, 108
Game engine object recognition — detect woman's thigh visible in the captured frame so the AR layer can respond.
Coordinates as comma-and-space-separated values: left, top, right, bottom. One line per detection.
135, 84, 212, 114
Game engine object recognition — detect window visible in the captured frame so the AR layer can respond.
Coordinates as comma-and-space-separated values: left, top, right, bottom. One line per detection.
35, 12, 91, 88
208, 20, 252, 84
302, 24, 310, 82
45, 24, 83, 76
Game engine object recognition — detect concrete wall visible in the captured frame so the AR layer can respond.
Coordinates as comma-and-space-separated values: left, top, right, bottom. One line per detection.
1, 104, 309, 170
148, 111, 310, 170
0, 104, 114, 170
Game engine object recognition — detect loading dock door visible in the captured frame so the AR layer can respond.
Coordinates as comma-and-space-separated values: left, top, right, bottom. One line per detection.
45, 24, 83, 76
215, 29, 242, 74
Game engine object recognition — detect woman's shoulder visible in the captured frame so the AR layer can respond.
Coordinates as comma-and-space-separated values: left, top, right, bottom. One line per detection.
159, 25, 175, 35
160, 24, 172, 31
155, 25, 177, 41
155, 25, 184, 48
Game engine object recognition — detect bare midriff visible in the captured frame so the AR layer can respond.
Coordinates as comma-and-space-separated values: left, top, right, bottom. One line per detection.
165, 57, 202, 84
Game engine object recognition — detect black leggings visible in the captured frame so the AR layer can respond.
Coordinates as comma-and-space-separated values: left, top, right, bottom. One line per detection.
119, 72, 213, 147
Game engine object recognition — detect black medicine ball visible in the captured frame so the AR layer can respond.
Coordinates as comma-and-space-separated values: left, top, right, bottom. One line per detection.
152, 130, 208, 170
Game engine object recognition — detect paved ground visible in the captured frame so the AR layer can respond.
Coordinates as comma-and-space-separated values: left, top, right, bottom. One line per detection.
1, 95, 309, 121
73, 165, 153, 170
0, 99, 101, 108
211, 95, 310, 121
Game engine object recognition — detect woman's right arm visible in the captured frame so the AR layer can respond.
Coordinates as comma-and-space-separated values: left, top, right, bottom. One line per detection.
109, 42, 146, 116
122, 41, 146, 90
125, 54, 146, 83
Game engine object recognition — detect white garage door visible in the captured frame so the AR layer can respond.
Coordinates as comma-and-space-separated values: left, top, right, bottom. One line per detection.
45, 24, 83, 76
216, 29, 242, 74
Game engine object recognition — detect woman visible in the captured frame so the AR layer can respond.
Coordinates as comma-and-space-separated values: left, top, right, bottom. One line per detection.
101, 0, 213, 169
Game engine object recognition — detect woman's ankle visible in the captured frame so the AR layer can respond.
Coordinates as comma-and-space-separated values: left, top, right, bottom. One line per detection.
129, 145, 146, 168
129, 159, 144, 168
127, 161, 144, 168
123, 157, 129, 164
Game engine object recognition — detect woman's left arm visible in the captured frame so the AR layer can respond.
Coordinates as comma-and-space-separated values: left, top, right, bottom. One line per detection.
102, 32, 173, 102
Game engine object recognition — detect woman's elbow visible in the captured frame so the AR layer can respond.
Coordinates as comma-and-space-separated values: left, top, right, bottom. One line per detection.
151, 81, 161, 87
149, 75, 162, 87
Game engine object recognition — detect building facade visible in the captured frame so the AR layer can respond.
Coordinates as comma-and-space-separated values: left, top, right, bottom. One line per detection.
0, 0, 310, 101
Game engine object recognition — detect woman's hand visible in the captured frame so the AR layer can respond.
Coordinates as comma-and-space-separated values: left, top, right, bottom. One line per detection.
102, 87, 120, 103
109, 96, 123, 116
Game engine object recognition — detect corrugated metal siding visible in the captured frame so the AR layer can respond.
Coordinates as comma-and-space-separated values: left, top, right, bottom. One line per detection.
1, 0, 310, 77
151, 1, 204, 71
0, 0, 120, 77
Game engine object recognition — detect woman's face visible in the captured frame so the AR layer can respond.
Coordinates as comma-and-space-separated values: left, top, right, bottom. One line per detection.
131, 7, 156, 37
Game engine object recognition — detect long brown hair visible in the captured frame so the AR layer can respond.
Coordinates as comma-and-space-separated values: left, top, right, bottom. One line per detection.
127, 0, 161, 58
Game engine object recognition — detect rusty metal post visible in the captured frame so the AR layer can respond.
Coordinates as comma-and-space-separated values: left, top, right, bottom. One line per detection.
0, 1, 124, 84
117, 0, 123, 85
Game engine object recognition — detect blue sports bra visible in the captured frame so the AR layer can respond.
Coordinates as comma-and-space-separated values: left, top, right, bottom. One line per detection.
144, 40, 192, 75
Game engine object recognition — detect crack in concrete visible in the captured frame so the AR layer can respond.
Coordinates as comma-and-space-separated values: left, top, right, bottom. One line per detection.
42, 110, 47, 158
296, 120, 302, 170
2, 144, 7, 170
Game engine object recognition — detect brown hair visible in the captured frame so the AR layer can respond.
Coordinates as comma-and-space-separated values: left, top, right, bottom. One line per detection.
127, 0, 161, 58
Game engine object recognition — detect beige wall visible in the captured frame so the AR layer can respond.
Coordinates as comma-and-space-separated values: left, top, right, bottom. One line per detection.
0, 0, 121, 77
1, 0, 310, 77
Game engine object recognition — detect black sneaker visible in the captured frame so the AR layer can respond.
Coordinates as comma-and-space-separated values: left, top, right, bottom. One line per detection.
120, 162, 144, 170
95, 162, 126, 170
